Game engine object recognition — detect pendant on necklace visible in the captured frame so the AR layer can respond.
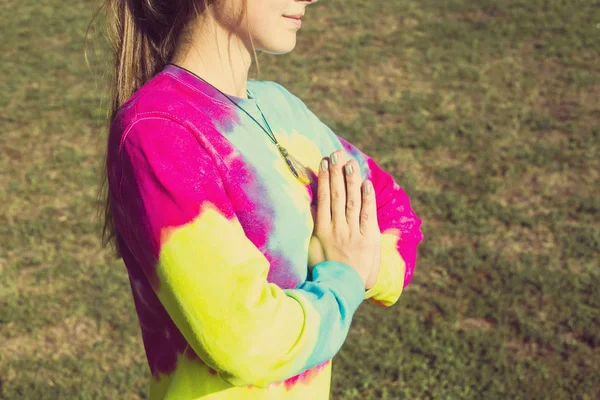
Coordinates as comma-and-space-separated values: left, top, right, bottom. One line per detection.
277, 144, 313, 185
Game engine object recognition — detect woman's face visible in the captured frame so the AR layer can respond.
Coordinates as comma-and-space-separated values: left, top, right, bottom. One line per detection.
218, 0, 319, 55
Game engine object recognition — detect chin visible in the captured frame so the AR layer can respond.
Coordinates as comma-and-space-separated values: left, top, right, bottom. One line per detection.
261, 47, 295, 55
256, 37, 297, 55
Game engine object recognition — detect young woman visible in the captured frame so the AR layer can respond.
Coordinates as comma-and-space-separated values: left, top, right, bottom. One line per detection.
98, 0, 423, 398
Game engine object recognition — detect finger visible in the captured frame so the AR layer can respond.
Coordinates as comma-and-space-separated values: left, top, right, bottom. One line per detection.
329, 150, 347, 228
344, 159, 361, 230
315, 156, 331, 229
360, 179, 379, 236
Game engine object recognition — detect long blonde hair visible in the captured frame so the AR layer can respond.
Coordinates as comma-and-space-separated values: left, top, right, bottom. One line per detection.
86, 0, 260, 258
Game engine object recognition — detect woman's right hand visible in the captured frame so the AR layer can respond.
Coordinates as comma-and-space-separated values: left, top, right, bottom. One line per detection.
311, 150, 381, 288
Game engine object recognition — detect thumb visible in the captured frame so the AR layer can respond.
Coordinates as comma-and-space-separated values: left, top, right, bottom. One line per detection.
308, 235, 325, 269
310, 204, 317, 232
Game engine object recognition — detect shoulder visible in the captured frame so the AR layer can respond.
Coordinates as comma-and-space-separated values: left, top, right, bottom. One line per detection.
111, 73, 209, 151
115, 74, 191, 126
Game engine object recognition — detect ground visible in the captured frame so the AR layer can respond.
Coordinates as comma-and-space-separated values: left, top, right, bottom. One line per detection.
1, 0, 599, 398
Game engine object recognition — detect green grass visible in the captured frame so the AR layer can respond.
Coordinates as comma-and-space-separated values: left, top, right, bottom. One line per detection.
1, 0, 599, 398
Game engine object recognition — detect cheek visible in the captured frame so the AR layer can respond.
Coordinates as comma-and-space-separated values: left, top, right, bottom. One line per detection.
247, 13, 282, 37
249, 0, 286, 28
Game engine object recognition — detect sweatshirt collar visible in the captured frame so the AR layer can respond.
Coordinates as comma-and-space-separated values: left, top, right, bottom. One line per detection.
162, 63, 259, 111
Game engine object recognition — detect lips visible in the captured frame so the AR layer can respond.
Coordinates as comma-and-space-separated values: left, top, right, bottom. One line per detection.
284, 15, 302, 28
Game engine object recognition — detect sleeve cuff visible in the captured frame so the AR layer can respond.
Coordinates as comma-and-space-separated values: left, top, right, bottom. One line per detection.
310, 260, 366, 314
363, 240, 406, 306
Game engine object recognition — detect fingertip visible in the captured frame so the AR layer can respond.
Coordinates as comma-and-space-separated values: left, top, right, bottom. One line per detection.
320, 158, 329, 174
364, 180, 372, 195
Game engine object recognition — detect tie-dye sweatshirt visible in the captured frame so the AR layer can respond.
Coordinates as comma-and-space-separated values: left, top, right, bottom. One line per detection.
106, 63, 423, 400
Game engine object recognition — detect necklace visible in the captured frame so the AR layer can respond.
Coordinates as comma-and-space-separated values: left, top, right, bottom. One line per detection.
167, 63, 313, 185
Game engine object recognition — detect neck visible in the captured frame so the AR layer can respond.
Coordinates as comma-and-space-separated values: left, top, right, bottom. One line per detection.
171, 14, 254, 99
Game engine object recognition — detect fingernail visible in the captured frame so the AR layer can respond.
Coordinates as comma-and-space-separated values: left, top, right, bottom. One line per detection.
365, 181, 372, 194
344, 164, 353, 176
320, 159, 329, 171
331, 152, 338, 165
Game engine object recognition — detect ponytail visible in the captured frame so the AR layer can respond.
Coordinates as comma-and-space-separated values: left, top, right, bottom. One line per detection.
86, 0, 259, 258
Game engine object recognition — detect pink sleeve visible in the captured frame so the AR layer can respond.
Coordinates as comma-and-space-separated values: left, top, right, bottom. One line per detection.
337, 136, 424, 306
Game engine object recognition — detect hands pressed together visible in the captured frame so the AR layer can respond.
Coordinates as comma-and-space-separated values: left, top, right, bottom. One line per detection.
308, 150, 381, 290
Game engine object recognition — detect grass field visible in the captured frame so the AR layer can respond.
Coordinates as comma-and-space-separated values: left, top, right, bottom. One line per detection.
1, 0, 599, 398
